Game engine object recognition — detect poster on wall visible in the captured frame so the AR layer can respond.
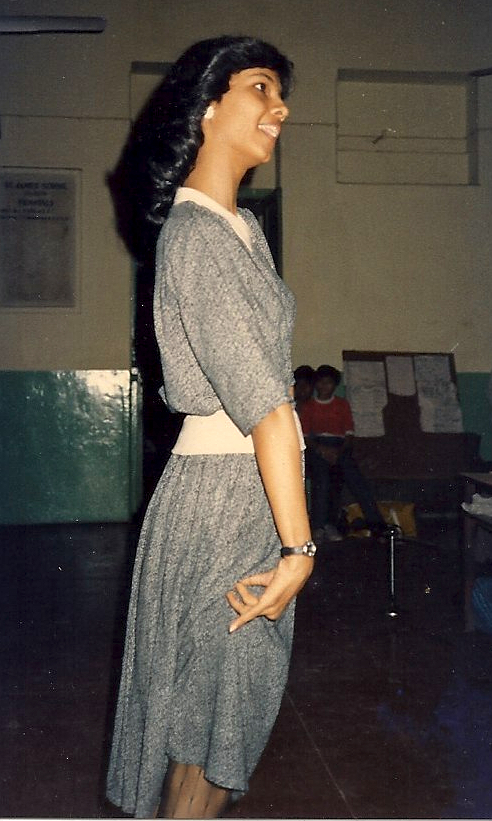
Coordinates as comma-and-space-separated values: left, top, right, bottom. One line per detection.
414, 354, 464, 433
0, 168, 78, 308
344, 359, 387, 437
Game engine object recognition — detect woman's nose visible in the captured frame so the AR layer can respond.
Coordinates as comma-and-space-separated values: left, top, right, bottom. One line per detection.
272, 97, 289, 122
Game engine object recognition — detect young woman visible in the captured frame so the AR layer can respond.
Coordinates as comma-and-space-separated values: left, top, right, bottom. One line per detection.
106, 36, 315, 819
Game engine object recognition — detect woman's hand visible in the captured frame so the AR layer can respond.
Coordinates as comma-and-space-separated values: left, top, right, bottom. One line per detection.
226, 554, 313, 633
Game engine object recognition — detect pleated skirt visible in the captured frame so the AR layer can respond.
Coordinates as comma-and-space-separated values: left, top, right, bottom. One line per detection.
106, 453, 295, 817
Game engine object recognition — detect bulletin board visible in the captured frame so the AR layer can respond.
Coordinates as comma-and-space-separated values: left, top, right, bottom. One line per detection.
342, 350, 468, 479
343, 350, 463, 438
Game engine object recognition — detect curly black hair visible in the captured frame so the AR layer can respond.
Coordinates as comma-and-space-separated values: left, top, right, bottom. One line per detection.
109, 36, 294, 263
316, 365, 342, 386
294, 365, 316, 384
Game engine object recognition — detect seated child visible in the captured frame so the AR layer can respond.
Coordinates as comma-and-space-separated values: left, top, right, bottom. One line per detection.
300, 364, 386, 542
293, 365, 315, 414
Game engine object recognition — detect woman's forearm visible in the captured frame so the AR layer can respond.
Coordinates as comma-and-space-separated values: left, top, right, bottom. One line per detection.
227, 402, 312, 631
251, 402, 311, 547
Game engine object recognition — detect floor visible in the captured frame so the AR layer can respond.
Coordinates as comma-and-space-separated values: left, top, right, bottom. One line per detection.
2, 513, 492, 819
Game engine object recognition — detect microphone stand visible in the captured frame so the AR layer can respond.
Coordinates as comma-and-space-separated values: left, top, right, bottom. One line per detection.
381, 525, 436, 618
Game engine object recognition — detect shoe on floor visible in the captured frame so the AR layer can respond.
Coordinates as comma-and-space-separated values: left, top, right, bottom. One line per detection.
367, 521, 393, 538
323, 523, 344, 542
313, 525, 344, 544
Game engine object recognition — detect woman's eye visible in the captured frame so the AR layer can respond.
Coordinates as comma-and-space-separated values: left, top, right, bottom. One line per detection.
254, 82, 267, 93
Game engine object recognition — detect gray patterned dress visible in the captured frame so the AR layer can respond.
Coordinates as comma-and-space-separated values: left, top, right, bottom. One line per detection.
106, 201, 298, 817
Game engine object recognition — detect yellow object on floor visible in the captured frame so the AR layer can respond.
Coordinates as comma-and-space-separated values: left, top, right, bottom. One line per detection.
344, 501, 417, 537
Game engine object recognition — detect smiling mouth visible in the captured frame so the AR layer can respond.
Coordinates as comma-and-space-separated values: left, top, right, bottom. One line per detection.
258, 123, 280, 140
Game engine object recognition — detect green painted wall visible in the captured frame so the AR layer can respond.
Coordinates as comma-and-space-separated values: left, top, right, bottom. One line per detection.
0, 370, 142, 525
0, 368, 489, 525
457, 372, 492, 462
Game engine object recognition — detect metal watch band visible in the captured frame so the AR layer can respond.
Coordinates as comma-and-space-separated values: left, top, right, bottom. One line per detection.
280, 540, 317, 558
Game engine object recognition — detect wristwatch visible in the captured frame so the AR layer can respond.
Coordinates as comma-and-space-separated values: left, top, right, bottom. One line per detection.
280, 540, 317, 558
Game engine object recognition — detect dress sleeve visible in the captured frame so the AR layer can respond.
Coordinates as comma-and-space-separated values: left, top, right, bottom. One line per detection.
162, 212, 293, 435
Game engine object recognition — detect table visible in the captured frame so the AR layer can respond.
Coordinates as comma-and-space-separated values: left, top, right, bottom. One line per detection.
461, 473, 492, 630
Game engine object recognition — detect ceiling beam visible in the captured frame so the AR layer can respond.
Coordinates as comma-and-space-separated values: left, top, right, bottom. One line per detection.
0, 16, 106, 34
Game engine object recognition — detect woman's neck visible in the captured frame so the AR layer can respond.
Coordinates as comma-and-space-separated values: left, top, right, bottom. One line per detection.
185, 153, 247, 215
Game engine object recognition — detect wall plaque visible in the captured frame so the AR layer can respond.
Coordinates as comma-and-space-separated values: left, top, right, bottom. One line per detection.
0, 168, 78, 308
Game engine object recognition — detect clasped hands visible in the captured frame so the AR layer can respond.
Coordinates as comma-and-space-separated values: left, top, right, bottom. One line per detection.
226, 554, 313, 633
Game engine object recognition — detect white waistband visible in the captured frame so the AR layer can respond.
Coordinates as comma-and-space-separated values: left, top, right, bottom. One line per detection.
172, 408, 305, 455
172, 409, 254, 454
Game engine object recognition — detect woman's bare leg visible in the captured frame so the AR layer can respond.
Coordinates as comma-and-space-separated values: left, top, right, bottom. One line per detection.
157, 760, 230, 819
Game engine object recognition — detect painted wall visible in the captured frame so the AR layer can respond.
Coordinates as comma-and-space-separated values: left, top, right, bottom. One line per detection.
0, 0, 490, 522
0, 0, 135, 370
0, 370, 142, 524
120, 0, 492, 374
1, 0, 491, 373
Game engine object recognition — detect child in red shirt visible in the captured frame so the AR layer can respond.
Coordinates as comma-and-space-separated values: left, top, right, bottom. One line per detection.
299, 365, 385, 541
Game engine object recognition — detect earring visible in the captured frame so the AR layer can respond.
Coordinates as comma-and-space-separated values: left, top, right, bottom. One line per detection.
203, 104, 214, 120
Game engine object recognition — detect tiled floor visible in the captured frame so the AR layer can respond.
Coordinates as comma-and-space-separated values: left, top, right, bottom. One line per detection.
1, 515, 492, 818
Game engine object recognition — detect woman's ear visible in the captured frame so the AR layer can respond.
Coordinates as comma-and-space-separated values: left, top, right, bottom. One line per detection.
203, 104, 215, 120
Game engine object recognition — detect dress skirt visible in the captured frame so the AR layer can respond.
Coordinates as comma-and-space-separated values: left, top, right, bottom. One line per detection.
106, 452, 295, 818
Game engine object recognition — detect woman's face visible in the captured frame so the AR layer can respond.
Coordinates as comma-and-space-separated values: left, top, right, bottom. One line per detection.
204, 67, 289, 170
